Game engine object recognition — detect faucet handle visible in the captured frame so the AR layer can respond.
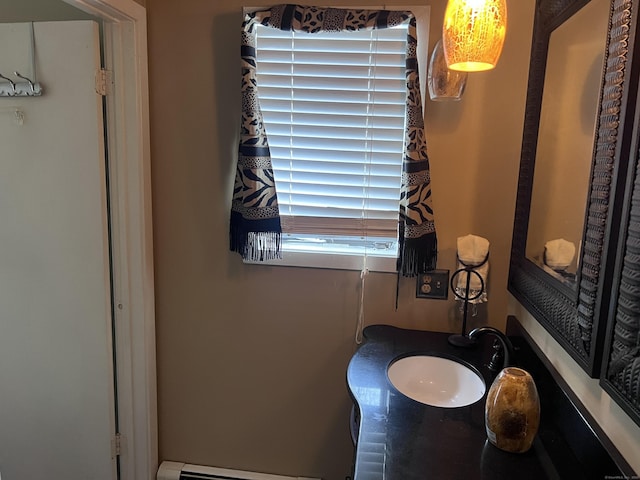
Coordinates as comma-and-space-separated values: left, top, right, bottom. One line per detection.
466, 326, 515, 370
488, 339, 504, 372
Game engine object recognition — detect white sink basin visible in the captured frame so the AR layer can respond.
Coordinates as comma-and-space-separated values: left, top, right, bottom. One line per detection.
387, 355, 486, 408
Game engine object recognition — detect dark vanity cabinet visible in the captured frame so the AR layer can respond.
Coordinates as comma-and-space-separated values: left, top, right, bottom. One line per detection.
347, 323, 634, 479
508, 0, 640, 428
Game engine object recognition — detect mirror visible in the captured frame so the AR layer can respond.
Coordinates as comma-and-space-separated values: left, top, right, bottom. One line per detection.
509, 0, 635, 376
525, 0, 609, 286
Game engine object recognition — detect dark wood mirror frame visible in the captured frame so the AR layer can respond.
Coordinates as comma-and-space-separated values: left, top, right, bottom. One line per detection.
601, 133, 640, 426
509, 0, 638, 377
600, 5, 640, 425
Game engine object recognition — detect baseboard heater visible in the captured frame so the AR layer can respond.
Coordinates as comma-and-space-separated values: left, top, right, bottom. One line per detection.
157, 461, 322, 480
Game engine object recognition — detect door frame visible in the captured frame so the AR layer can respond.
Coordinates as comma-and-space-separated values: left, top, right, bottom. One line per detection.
62, 1, 157, 479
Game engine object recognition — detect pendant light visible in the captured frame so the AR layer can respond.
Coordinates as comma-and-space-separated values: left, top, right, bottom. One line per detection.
428, 39, 468, 101
442, 0, 507, 72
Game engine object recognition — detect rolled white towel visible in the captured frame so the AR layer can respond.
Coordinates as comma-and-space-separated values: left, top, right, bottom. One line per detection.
544, 238, 576, 271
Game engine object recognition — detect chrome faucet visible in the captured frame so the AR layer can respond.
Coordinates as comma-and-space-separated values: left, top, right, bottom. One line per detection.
468, 326, 515, 371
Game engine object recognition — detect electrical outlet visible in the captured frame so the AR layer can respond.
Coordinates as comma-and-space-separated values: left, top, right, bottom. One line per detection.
416, 269, 449, 299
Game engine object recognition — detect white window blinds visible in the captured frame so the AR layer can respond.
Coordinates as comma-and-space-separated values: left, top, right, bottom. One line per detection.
255, 23, 408, 240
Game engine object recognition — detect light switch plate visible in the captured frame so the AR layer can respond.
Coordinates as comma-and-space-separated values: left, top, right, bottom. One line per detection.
416, 269, 449, 299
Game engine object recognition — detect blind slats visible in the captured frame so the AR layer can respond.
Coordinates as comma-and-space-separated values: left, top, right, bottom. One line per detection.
280, 216, 397, 238
263, 112, 405, 129
267, 127, 404, 141
270, 150, 401, 165
259, 87, 405, 105
261, 99, 402, 116
260, 74, 404, 89
269, 138, 404, 153
257, 51, 406, 66
275, 175, 401, 191
255, 23, 407, 235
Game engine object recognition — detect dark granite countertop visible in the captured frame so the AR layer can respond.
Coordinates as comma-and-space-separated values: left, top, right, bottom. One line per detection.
346, 321, 632, 480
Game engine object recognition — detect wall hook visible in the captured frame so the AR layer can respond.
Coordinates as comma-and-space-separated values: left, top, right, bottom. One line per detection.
13, 71, 42, 96
0, 73, 16, 95
14, 72, 35, 93
0, 72, 43, 97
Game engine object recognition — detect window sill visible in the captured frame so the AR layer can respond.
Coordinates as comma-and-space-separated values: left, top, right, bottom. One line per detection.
243, 249, 397, 273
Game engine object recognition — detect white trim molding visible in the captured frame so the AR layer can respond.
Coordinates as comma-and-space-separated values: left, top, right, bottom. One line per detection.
62, 1, 157, 479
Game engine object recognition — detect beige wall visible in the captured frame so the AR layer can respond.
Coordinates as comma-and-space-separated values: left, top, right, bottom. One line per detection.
147, 1, 534, 478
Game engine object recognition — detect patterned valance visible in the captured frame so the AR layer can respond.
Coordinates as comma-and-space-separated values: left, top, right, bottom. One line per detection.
229, 4, 437, 274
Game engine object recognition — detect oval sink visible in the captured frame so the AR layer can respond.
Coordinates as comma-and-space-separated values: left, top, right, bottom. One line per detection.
387, 355, 486, 408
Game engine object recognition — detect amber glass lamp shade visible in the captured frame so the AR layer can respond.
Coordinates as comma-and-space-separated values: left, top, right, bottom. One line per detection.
443, 0, 507, 72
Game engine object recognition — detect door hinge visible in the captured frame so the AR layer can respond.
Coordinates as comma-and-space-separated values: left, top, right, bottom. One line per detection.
112, 433, 123, 458
95, 69, 113, 96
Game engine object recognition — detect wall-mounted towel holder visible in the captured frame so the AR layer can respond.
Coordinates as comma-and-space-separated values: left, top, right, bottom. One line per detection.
448, 266, 486, 346
0, 72, 42, 97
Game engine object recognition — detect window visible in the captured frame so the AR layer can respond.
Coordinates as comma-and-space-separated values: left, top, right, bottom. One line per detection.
248, 7, 429, 272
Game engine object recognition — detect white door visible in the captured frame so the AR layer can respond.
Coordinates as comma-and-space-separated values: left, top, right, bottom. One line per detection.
0, 21, 117, 479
